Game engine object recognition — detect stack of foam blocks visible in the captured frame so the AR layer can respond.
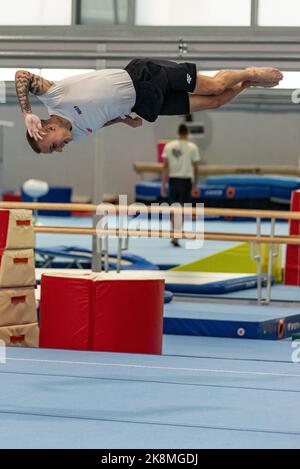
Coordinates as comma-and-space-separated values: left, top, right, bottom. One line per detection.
0, 209, 38, 346
285, 190, 300, 286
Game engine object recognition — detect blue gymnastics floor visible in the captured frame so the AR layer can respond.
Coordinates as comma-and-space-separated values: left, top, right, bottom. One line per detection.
1, 336, 300, 449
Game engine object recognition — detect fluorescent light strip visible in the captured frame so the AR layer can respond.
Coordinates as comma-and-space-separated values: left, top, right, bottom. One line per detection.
0, 69, 96, 82
0, 69, 40, 81
0, 69, 298, 90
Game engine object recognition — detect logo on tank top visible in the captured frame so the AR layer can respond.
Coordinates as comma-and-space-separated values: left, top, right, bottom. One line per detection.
86, 128, 93, 133
74, 105, 82, 115
186, 74, 192, 85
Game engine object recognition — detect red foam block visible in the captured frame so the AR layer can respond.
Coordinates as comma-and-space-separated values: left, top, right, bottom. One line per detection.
39, 274, 165, 354
289, 190, 300, 236
284, 190, 300, 285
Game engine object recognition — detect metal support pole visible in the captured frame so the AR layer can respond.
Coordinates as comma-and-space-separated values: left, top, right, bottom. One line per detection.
92, 214, 102, 272
96, 235, 103, 272
265, 218, 277, 304
113, 0, 120, 25
256, 217, 263, 304
251, 0, 259, 28
117, 237, 122, 273
250, 217, 263, 304
103, 235, 109, 272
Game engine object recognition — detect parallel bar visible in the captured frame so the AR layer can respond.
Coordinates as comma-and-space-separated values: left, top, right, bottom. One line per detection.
1, 202, 300, 221
133, 162, 300, 177
33, 226, 300, 245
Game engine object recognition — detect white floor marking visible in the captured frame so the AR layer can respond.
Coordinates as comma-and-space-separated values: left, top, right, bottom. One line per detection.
4, 357, 300, 379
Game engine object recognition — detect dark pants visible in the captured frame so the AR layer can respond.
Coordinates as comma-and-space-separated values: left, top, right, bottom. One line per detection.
125, 58, 197, 122
169, 178, 192, 205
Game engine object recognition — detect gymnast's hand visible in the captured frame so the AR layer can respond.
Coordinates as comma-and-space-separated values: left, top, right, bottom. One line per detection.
23, 113, 46, 141
123, 115, 143, 128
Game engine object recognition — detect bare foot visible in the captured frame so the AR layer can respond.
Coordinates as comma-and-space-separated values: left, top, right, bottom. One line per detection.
248, 80, 280, 88
247, 67, 283, 84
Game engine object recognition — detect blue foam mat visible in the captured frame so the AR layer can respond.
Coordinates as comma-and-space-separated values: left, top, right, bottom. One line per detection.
206, 175, 300, 189
36, 246, 159, 270
164, 301, 300, 340
166, 275, 271, 295
135, 180, 273, 201
194, 284, 300, 303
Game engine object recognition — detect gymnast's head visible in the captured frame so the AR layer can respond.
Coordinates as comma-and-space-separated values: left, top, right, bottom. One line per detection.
26, 115, 73, 154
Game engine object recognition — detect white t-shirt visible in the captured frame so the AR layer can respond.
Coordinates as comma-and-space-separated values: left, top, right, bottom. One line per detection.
37, 69, 136, 142
162, 139, 201, 179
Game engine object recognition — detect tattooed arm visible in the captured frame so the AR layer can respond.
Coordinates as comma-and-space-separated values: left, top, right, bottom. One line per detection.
15, 70, 53, 141
15, 70, 53, 114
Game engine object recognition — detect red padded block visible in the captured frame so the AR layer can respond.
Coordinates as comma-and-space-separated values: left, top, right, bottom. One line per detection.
2, 193, 21, 202
284, 261, 300, 286
157, 140, 168, 163
284, 190, 300, 286
0, 209, 34, 249
93, 279, 164, 354
39, 274, 164, 354
0, 210, 9, 249
285, 266, 300, 286
289, 190, 300, 236
39, 276, 92, 350
286, 246, 300, 265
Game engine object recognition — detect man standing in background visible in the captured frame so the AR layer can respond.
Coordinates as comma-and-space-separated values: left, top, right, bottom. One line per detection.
161, 123, 200, 247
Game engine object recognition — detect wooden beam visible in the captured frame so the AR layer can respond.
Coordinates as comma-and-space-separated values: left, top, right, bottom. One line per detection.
1, 201, 300, 221
34, 225, 300, 245
133, 162, 300, 177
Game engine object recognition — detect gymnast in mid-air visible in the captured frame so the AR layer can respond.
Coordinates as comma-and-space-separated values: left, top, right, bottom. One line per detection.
15, 58, 283, 154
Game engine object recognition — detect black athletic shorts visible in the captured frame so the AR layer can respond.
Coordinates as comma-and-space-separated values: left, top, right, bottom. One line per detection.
169, 178, 192, 205
125, 58, 197, 123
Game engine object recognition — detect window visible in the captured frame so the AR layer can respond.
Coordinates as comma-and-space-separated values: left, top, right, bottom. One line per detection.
0, 0, 72, 25
80, 0, 129, 25
135, 0, 251, 26
258, 0, 300, 26
274, 71, 300, 89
